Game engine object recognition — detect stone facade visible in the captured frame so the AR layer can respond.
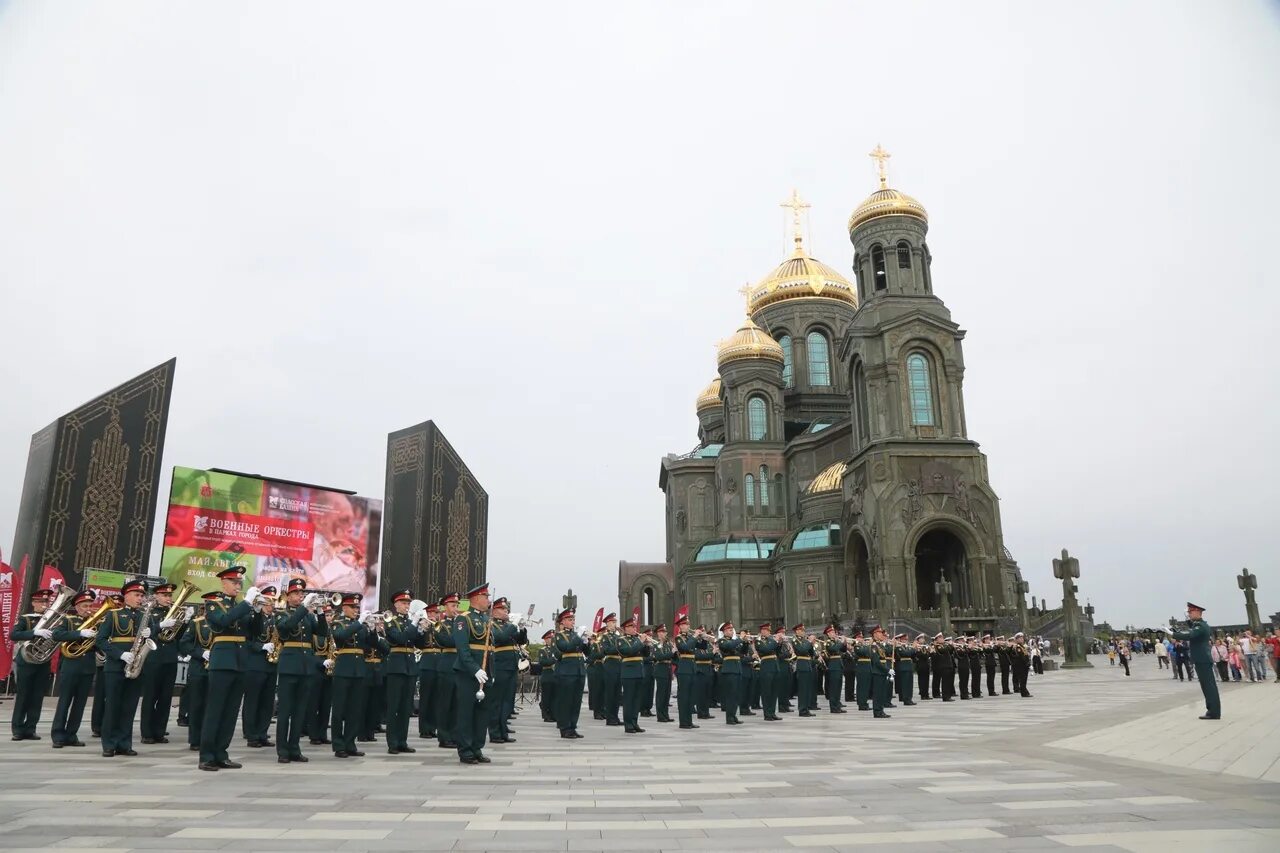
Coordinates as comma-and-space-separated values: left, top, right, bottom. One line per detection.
620, 177, 1027, 634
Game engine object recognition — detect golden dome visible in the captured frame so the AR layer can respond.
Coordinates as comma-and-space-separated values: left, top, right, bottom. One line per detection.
848, 187, 928, 232
696, 378, 722, 413
746, 243, 858, 314
806, 460, 847, 494
717, 316, 785, 368
848, 144, 928, 233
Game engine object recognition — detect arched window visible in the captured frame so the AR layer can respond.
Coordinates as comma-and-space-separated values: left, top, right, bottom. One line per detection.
897, 240, 912, 269
747, 396, 768, 440
744, 474, 755, 508
774, 474, 784, 515
779, 335, 794, 388
743, 584, 755, 618
907, 352, 936, 426
759, 465, 770, 508
807, 332, 831, 387
854, 362, 870, 442
642, 586, 654, 625
871, 244, 887, 291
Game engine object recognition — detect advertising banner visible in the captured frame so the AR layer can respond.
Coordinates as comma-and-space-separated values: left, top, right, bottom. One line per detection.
0, 551, 21, 681
159, 467, 382, 610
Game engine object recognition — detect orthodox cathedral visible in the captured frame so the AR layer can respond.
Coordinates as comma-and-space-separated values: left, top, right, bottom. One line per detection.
619, 148, 1028, 635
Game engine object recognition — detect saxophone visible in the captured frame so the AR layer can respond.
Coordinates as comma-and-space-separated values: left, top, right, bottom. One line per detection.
124, 595, 158, 679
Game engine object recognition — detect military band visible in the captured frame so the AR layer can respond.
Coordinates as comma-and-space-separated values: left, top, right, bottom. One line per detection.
10, 576, 1047, 767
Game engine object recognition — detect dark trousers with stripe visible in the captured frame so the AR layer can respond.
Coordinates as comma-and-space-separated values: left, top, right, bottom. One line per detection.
199, 669, 244, 763
140, 661, 177, 739
797, 669, 816, 712
826, 668, 844, 711
241, 669, 276, 742
555, 673, 584, 733
676, 672, 694, 726
622, 675, 643, 729
718, 672, 740, 723
539, 674, 556, 720
603, 666, 622, 722
91, 667, 106, 734
385, 673, 413, 749
329, 675, 364, 754
655, 669, 672, 721
275, 672, 311, 758
102, 670, 143, 752
186, 666, 208, 747
694, 667, 713, 717
760, 667, 778, 717
435, 669, 457, 745
453, 670, 489, 758
307, 673, 331, 740
488, 671, 514, 740
51, 668, 93, 744
10, 663, 51, 737
417, 669, 438, 737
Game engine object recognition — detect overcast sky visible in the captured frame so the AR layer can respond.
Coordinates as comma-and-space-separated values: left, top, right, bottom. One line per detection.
1, 1, 1277, 630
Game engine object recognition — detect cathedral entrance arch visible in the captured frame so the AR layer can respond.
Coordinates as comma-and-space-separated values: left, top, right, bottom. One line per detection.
913, 528, 968, 609
843, 530, 872, 615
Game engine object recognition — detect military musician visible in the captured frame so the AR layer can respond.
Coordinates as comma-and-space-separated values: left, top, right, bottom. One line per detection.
198, 566, 260, 770
451, 582, 494, 764
95, 578, 153, 757
242, 585, 278, 748
329, 591, 370, 757
415, 601, 442, 740
639, 625, 656, 718
914, 633, 932, 700
9, 587, 55, 741
893, 633, 917, 706
650, 623, 674, 723
49, 589, 101, 747
179, 603, 213, 752
618, 616, 647, 733
673, 615, 698, 728
536, 629, 558, 722
139, 582, 183, 745
821, 624, 848, 713
599, 613, 622, 726
274, 578, 326, 762
383, 589, 418, 754
553, 608, 586, 738
434, 593, 461, 749
487, 596, 525, 744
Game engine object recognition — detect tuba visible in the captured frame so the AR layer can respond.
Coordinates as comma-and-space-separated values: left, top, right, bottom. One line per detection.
61, 596, 121, 658
124, 595, 159, 679
19, 586, 77, 665
157, 581, 200, 642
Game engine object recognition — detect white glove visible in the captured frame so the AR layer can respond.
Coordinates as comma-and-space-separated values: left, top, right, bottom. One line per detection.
322, 658, 334, 670
79, 629, 96, 638
185, 606, 197, 620
474, 669, 489, 685
140, 627, 151, 639
1162, 626, 1174, 635
303, 593, 320, 609
34, 628, 54, 639
121, 651, 135, 664
261, 642, 275, 656
244, 586, 262, 605
202, 649, 211, 661
159, 618, 177, 629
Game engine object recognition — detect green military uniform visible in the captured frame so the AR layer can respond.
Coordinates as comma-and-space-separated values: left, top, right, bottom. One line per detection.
242, 589, 279, 748
823, 630, 848, 712
619, 624, 647, 732
9, 594, 55, 740
716, 629, 744, 725
586, 635, 604, 719
868, 631, 891, 717
693, 632, 715, 718
1009, 633, 1033, 697
49, 594, 99, 747
451, 589, 493, 763
792, 630, 816, 715
415, 608, 442, 739
537, 633, 559, 722
851, 634, 873, 711
651, 629, 674, 723
640, 632, 657, 717
179, 614, 213, 750
306, 619, 334, 743
329, 597, 370, 757
600, 620, 622, 725
199, 570, 258, 769
274, 581, 326, 761
95, 581, 154, 756
755, 631, 782, 720
553, 613, 587, 737
487, 600, 526, 743
1170, 604, 1219, 719
360, 632, 389, 741
382, 591, 419, 753
893, 635, 916, 705
674, 624, 698, 728
433, 604, 459, 748
140, 584, 183, 744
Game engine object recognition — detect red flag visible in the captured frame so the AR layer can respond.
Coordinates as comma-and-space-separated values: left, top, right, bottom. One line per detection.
675, 603, 688, 628
631, 605, 641, 626
0, 553, 28, 681
592, 607, 605, 634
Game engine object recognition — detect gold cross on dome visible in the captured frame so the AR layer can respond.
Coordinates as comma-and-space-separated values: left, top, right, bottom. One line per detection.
738, 282, 754, 313
780, 189, 810, 252
869, 144, 891, 188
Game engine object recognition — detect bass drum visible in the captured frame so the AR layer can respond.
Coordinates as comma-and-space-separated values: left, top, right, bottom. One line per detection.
517, 656, 531, 673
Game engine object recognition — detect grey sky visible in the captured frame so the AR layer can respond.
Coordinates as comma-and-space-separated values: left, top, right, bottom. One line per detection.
1, 1, 1277, 629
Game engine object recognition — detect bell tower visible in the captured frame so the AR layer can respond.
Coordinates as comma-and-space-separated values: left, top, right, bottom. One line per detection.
839, 146, 1024, 628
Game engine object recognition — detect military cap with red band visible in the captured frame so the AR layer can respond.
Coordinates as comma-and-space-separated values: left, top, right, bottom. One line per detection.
792, 623, 804, 631
492, 596, 510, 610
392, 589, 413, 604
674, 614, 689, 626
466, 582, 489, 598
72, 590, 96, 606
622, 617, 636, 628
341, 592, 362, 606
259, 585, 277, 597
758, 622, 771, 632
655, 623, 668, 632
216, 566, 247, 580
558, 608, 575, 623
286, 577, 307, 593
31, 588, 54, 600
823, 624, 837, 635
120, 579, 146, 595
542, 630, 555, 641
154, 583, 177, 594
439, 592, 459, 606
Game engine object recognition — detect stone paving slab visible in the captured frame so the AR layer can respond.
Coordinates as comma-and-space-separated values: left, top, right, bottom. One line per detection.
2, 658, 1278, 851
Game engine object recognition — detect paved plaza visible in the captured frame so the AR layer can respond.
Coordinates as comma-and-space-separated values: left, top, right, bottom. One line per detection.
1, 661, 1278, 852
